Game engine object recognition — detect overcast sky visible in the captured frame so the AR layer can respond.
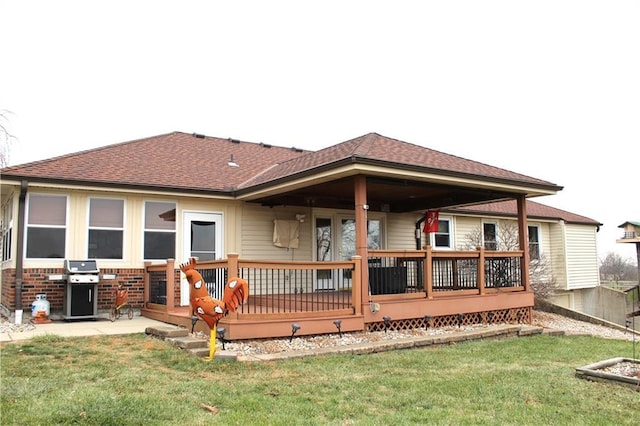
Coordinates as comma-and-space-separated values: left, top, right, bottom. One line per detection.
2, 1, 638, 261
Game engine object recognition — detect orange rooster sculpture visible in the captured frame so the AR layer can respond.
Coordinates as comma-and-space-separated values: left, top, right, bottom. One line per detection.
179, 258, 249, 361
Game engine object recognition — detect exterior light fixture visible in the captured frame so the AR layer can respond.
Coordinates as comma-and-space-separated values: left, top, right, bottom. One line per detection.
424, 314, 432, 330
333, 319, 342, 338
217, 327, 226, 350
190, 315, 199, 333
383, 316, 391, 333
290, 323, 301, 342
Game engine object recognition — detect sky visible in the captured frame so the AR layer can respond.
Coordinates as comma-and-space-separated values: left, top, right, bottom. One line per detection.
1, 1, 638, 262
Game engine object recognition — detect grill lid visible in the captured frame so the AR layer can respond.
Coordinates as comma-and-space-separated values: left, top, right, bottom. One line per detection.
64, 260, 99, 274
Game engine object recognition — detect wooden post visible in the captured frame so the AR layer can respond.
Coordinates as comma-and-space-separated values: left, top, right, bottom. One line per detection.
354, 176, 370, 301
166, 259, 175, 310
516, 195, 531, 292
477, 247, 486, 295
228, 253, 240, 278
352, 255, 362, 314
143, 261, 151, 307
425, 246, 434, 299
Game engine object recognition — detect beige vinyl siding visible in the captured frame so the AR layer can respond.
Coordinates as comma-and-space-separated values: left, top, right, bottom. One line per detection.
564, 223, 600, 289
240, 204, 312, 261
453, 216, 477, 250
387, 213, 420, 250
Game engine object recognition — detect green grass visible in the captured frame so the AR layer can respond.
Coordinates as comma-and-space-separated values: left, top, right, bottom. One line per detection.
1, 333, 638, 425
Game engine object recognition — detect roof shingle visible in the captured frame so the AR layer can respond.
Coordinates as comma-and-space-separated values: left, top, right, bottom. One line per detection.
445, 199, 601, 226
1, 132, 560, 194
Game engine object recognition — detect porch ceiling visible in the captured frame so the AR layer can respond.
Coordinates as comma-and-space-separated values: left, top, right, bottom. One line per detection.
249, 176, 518, 213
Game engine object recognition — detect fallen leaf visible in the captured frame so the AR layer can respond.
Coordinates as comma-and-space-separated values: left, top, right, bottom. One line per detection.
200, 403, 219, 414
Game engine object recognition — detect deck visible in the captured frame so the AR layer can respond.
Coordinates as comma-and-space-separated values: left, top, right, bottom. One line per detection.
141, 249, 533, 340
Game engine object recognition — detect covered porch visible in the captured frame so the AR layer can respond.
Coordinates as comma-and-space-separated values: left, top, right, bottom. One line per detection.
142, 141, 555, 340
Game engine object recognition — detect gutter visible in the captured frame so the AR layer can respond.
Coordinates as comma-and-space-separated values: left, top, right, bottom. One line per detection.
15, 180, 28, 311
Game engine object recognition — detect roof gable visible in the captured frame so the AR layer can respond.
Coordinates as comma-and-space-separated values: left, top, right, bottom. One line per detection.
238, 133, 559, 189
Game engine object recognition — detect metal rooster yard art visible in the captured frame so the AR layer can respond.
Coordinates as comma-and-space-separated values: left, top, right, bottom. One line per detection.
179, 258, 249, 361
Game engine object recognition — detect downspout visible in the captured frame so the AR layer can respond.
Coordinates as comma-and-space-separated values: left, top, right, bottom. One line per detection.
415, 213, 427, 250
15, 180, 28, 311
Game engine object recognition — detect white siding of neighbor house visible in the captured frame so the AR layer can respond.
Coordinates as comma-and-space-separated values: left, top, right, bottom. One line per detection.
547, 221, 568, 290
564, 223, 600, 289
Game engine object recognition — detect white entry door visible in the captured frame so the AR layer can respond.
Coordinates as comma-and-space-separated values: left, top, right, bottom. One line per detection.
181, 212, 223, 305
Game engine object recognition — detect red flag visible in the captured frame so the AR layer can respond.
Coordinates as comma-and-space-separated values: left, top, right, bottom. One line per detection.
423, 210, 439, 233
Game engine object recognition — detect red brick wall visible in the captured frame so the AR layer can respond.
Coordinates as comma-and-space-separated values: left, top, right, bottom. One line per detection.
1, 268, 16, 312
1, 267, 146, 313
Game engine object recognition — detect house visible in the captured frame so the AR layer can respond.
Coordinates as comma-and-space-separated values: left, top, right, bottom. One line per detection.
1, 131, 572, 339
442, 200, 602, 311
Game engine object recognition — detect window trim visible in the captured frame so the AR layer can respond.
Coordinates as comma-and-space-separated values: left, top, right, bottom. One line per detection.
482, 221, 498, 251
87, 197, 125, 260
25, 193, 69, 260
431, 216, 453, 250
143, 200, 177, 261
1, 197, 13, 262
528, 225, 541, 261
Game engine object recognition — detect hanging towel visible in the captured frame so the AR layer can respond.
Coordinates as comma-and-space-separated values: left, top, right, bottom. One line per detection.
273, 220, 300, 249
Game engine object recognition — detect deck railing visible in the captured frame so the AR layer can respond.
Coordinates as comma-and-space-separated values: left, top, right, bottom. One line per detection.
237, 260, 356, 314
143, 248, 525, 316
369, 248, 524, 296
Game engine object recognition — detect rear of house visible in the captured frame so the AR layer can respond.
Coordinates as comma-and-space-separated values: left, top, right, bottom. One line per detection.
2, 131, 593, 338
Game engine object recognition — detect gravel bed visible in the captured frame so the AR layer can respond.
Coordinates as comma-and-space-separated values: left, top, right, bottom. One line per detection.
601, 362, 640, 378
192, 310, 640, 356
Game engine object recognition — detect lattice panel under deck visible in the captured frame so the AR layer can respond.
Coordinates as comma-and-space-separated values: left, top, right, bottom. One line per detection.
366, 307, 532, 332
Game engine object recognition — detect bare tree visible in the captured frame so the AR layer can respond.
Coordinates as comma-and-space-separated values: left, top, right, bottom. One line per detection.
599, 252, 634, 283
1, 110, 17, 167
461, 221, 558, 299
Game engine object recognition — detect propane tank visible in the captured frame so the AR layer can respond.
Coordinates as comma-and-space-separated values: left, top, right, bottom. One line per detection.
31, 294, 50, 317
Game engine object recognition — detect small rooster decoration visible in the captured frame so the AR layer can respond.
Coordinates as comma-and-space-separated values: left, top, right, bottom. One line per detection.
179, 258, 249, 361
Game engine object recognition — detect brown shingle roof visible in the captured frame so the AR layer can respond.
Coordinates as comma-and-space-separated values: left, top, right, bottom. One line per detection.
238, 133, 559, 189
445, 199, 601, 226
1, 132, 561, 194
0, 132, 308, 193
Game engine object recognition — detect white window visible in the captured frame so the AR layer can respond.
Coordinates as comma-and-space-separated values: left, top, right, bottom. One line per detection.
433, 217, 453, 249
528, 225, 540, 260
88, 198, 124, 259
483, 222, 497, 250
26, 194, 67, 259
1, 198, 13, 262
144, 201, 176, 260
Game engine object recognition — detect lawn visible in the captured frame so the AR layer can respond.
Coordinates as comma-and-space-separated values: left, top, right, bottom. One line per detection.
1, 333, 638, 425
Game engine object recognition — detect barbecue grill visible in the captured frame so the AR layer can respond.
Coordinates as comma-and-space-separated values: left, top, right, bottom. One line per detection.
63, 260, 100, 320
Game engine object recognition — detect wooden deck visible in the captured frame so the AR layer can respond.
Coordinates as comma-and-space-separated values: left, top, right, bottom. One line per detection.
142, 289, 533, 340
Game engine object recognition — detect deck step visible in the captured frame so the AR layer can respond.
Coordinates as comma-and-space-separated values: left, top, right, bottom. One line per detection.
518, 326, 544, 336
145, 325, 189, 339
541, 329, 566, 336
169, 336, 209, 350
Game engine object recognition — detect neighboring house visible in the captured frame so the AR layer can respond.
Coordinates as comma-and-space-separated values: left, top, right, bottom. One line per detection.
442, 200, 602, 312
1, 132, 573, 339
